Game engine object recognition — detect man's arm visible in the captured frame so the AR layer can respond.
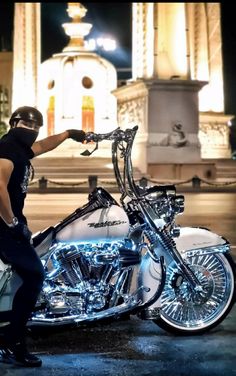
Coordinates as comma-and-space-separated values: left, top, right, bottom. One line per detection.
0, 159, 15, 224
31, 131, 69, 157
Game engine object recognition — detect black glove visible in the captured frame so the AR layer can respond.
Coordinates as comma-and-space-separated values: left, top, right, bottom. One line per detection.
67, 129, 86, 143
10, 221, 32, 243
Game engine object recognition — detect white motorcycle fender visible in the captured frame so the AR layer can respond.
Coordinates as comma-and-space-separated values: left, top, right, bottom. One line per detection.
174, 226, 228, 255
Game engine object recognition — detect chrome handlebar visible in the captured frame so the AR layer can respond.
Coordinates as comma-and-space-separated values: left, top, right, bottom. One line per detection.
81, 126, 138, 157
85, 125, 138, 143
81, 125, 183, 229
81, 125, 138, 199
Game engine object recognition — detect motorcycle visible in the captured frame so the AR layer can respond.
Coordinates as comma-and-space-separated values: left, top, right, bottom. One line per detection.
0, 125, 235, 335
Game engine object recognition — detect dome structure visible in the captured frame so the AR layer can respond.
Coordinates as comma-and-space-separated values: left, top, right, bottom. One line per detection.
38, 3, 117, 148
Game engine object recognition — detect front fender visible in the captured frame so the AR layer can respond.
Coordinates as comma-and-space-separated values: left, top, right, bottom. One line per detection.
175, 226, 230, 257
142, 226, 231, 317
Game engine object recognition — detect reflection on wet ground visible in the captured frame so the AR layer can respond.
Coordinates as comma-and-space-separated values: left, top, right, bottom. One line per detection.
1, 306, 236, 375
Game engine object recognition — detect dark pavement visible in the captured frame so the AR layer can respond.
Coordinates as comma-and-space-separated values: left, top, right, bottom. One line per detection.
1, 304, 236, 375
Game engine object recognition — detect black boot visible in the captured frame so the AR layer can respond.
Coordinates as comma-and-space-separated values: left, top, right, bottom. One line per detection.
0, 341, 42, 367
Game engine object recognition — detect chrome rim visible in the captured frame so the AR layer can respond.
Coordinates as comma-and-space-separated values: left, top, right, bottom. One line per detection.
160, 254, 234, 330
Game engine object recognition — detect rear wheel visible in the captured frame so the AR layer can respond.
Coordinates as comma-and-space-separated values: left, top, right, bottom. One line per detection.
154, 253, 236, 335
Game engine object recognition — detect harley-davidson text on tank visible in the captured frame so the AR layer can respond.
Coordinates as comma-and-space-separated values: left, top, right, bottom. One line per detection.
56, 205, 130, 242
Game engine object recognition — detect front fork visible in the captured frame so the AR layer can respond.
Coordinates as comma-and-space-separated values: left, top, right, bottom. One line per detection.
156, 229, 202, 291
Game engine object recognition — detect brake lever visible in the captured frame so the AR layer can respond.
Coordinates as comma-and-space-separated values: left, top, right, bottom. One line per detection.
80, 141, 98, 156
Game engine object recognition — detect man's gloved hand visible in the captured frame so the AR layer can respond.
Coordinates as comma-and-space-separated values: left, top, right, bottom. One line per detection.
67, 129, 86, 143
10, 222, 32, 243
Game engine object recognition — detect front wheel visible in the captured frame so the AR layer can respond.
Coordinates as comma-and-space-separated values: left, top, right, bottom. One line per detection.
154, 253, 236, 335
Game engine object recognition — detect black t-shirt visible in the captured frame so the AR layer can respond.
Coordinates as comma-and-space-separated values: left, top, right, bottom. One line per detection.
0, 132, 34, 229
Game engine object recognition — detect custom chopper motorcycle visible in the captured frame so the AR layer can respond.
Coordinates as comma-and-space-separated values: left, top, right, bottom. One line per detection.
0, 126, 235, 335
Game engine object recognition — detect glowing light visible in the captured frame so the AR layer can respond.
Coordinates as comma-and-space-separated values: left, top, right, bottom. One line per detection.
199, 80, 224, 113
85, 37, 117, 52
85, 38, 96, 51
153, 3, 188, 79
171, 4, 188, 77
132, 3, 144, 79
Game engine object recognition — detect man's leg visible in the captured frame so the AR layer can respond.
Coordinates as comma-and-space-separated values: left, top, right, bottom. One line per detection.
0, 238, 45, 366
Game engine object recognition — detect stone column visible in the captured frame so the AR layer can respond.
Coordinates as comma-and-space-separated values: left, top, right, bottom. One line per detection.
187, 3, 224, 113
132, 3, 189, 81
116, 3, 206, 175
113, 79, 205, 174
186, 3, 231, 158
125, 3, 231, 169
12, 3, 41, 110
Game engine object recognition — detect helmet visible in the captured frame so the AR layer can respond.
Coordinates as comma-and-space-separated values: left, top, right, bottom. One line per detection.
9, 106, 43, 127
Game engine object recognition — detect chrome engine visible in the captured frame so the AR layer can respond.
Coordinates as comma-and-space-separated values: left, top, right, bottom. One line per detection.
35, 240, 141, 322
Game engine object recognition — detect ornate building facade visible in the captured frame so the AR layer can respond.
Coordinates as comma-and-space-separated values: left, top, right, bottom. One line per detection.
37, 3, 117, 157
10, 3, 232, 176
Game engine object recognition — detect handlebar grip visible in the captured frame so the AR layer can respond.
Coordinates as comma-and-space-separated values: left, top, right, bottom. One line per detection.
85, 132, 98, 142
85, 129, 118, 142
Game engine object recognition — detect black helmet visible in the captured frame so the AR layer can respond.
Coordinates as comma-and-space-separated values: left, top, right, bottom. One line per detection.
9, 106, 43, 127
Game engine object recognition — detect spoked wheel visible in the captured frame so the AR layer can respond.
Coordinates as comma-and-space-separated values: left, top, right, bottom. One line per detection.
154, 253, 236, 335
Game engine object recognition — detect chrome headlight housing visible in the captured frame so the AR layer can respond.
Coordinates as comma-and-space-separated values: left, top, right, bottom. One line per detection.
139, 186, 185, 227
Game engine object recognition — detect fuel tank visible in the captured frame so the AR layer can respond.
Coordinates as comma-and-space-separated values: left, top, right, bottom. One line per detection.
56, 205, 130, 243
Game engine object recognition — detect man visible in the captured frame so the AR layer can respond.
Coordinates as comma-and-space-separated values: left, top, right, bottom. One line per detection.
0, 106, 86, 367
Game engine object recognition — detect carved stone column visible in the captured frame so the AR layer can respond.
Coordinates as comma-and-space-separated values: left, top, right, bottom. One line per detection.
199, 113, 232, 159
132, 3, 189, 80
187, 3, 224, 113
130, 3, 231, 163
12, 3, 41, 110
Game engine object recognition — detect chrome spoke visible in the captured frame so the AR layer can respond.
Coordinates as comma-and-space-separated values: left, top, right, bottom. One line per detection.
160, 254, 234, 329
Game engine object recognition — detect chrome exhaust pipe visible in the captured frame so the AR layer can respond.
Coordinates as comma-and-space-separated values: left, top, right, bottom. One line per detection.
29, 300, 139, 326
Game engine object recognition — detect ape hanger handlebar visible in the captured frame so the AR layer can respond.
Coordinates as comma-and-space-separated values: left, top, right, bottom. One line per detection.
85, 125, 138, 143
81, 126, 139, 199
81, 126, 138, 156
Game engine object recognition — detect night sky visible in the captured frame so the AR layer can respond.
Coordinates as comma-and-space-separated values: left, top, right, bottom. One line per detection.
0, 3, 235, 116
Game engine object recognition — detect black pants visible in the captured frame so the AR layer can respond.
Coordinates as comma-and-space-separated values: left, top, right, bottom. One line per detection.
0, 235, 45, 344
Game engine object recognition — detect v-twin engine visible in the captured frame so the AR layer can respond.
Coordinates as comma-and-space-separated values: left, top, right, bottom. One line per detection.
36, 240, 141, 321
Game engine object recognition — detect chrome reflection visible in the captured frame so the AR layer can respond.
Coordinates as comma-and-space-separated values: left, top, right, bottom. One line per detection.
160, 253, 234, 329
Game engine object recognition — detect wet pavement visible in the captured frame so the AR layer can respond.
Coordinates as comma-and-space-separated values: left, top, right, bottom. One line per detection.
1, 305, 236, 375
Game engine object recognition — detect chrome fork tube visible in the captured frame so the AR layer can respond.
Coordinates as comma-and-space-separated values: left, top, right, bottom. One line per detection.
157, 230, 201, 289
